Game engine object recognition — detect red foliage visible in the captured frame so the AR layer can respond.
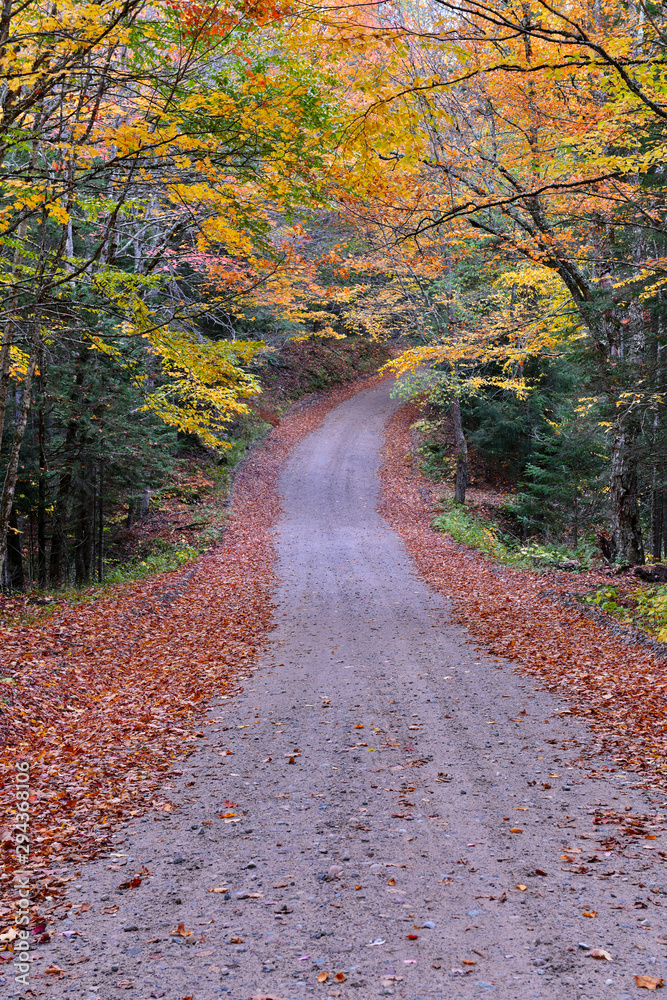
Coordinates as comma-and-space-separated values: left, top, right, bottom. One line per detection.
379, 403, 667, 788
166, 0, 294, 37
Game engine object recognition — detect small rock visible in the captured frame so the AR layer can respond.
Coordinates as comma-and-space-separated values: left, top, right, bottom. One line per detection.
422, 921, 436, 929
122, 926, 138, 932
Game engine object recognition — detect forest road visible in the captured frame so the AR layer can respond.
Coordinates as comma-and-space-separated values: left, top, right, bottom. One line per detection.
36, 379, 665, 1000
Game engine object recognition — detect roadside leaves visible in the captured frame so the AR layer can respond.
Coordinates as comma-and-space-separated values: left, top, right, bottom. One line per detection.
589, 948, 613, 961
0, 376, 383, 909
379, 403, 667, 787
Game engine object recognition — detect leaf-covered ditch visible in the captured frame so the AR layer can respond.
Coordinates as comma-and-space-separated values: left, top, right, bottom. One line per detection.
379, 402, 667, 790
0, 374, 386, 921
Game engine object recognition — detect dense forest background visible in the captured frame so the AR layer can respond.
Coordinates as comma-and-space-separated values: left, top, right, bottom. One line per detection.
1, 0, 666, 589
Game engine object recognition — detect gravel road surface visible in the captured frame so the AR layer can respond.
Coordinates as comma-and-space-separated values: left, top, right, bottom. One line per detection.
30, 380, 666, 1000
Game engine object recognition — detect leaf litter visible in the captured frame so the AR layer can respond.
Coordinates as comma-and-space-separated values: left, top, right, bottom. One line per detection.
379, 402, 667, 787
0, 375, 385, 911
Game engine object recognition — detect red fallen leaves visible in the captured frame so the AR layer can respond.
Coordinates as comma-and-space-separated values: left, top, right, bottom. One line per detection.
379, 403, 667, 789
0, 374, 384, 909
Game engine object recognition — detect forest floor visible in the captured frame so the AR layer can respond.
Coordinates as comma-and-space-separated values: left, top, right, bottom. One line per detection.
1, 377, 666, 1000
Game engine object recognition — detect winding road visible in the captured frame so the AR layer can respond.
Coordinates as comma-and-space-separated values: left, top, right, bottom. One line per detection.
35, 379, 665, 1000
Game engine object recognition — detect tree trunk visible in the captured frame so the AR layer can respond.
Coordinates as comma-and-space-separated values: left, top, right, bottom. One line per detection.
651, 482, 662, 562
49, 345, 88, 584
450, 394, 468, 504
0, 347, 38, 576
609, 414, 644, 565
74, 489, 94, 585
5, 506, 24, 590
98, 460, 104, 582
37, 397, 47, 586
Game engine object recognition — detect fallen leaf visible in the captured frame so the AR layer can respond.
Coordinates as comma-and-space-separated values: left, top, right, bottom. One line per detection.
317, 972, 329, 983
510, 827, 523, 833
406, 934, 419, 940
170, 923, 193, 938
334, 972, 346, 982
516, 884, 527, 891
589, 948, 613, 961
583, 910, 597, 918
209, 886, 230, 893
354, 724, 364, 729
44, 964, 65, 975
230, 935, 244, 943
387, 877, 396, 886
118, 876, 142, 890
634, 975, 665, 990
462, 959, 477, 966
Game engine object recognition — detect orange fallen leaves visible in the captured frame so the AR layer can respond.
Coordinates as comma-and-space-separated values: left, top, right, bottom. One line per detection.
379, 403, 667, 789
635, 975, 665, 990
170, 923, 194, 938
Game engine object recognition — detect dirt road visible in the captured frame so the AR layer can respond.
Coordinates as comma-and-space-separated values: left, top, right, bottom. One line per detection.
31, 380, 665, 999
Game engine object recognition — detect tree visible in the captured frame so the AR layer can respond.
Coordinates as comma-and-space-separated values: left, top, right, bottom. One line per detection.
0, 0, 344, 583
319, 0, 667, 562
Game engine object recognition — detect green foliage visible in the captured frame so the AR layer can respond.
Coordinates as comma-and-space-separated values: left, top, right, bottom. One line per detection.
433, 498, 517, 563
434, 498, 592, 571
104, 540, 201, 585
583, 584, 667, 641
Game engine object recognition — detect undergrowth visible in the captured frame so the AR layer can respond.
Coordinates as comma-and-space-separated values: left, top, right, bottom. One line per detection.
104, 540, 203, 585
433, 497, 594, 572
582, 584, 667, 642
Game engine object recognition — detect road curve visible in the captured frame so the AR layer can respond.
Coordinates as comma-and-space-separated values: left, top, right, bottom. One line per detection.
35, 379, 665, 1000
